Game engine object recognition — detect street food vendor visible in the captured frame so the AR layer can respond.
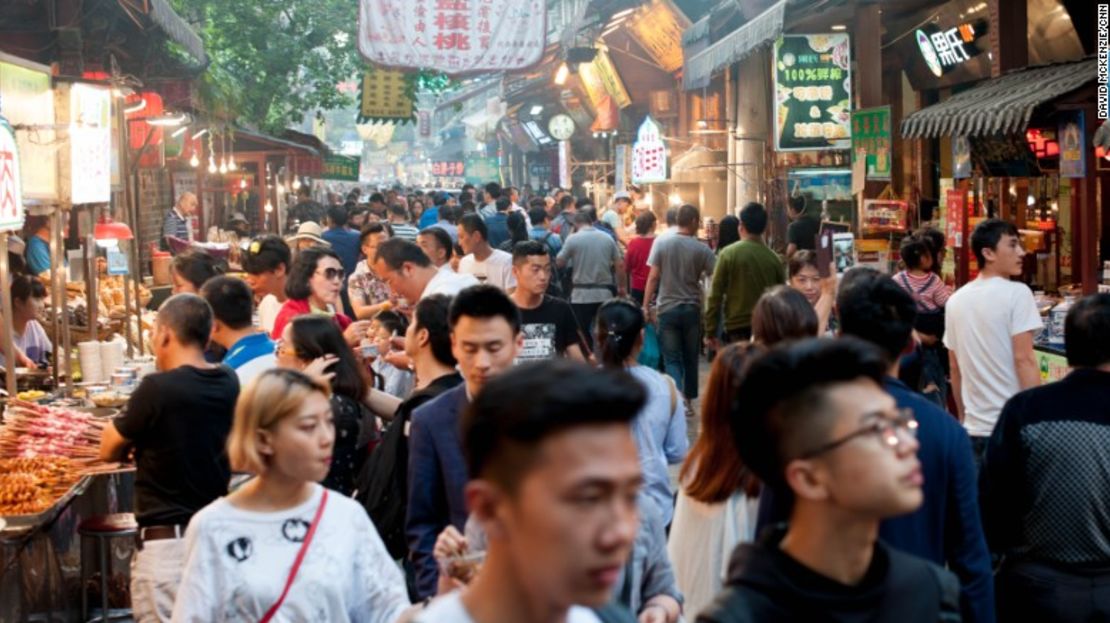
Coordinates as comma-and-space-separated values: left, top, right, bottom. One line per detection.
163, 192, 197, 250
0, 274, 52, 369
23, 215, 52, 276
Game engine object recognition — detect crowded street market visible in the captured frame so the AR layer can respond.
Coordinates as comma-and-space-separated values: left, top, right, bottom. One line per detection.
0, 0, 1105, 620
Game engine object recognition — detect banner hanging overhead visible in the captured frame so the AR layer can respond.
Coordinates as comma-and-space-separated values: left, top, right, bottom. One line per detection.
323, 155, 361, 181
358, 0, 546, 74
69, 83, 112, 205
358, 67, 415, 124
773, 34, 852, 151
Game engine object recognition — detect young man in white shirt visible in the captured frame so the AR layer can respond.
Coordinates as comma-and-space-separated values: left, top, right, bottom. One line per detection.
374, 238, 478, 304
457, 213, 516, 292
241, 235, 290, 335
417, 359, 648, 623
944, 218, 1042, 466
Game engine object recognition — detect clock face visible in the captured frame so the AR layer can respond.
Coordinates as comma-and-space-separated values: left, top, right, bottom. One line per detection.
548, 114, 576, 141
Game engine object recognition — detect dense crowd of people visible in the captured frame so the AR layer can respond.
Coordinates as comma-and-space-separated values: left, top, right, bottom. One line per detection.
91, 180, 1110, 622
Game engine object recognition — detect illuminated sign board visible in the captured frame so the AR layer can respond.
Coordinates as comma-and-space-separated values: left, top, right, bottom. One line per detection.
915, 21, 986, 78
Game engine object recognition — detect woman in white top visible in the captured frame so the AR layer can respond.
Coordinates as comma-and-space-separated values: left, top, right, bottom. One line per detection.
595, 299, 689, 528
0, 275, 52, 369
666, 343, 764, 616
172, 369, 421, 623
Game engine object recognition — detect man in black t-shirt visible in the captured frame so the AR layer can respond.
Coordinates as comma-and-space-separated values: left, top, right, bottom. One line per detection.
509, 240, 587, 362
99, 294, 239, 622
785, 194, 820, 258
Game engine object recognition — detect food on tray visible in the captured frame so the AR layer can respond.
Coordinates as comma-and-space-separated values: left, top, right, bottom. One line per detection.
16, 390, 47, 401
0, 400, 107, 459
0, 456, 79, 516
90, 391, 127, 408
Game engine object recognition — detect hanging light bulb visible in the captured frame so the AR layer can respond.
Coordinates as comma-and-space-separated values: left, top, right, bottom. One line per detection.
277, 182, 286, 194
219, 159, 228, 175
264, 201, 274, 213
239, 179, 247, 189
208, 156, 217, 174
228, 154, 238, 171
189, 152, 199, 168
292, 178, 302, 191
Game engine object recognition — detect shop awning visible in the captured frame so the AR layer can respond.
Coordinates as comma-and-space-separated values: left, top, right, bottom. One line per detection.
901, 58, 1097, 138
683, 0, 786, 90
147, 0, 208, 65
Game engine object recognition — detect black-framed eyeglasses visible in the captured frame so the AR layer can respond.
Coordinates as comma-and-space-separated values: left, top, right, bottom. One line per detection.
798, 408, 918, 459
315, 267, 345, 281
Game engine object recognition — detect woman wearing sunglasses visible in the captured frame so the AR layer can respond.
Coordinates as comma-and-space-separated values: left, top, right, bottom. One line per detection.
270, 246, 369, 346
171, 368, 424, 622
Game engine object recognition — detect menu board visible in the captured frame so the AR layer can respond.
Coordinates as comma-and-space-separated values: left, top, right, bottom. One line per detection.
0, 116, 24, 232
773, 34, 852, 152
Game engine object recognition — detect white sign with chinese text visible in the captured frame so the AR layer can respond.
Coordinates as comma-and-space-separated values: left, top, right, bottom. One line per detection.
358, 0, 546, 74
0, 116, 24, 232
69, 83, 111, 205
632, 117, 667, 184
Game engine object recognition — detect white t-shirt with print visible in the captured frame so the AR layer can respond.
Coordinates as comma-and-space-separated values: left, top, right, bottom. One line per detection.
943, 276, 1043, 437
458, 249, 517, 292
171, 484, 410, 623
416, 591, 602, 623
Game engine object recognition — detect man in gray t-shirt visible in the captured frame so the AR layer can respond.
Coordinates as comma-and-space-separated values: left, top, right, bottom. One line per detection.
643, 204, 715, 399
557, 210, 626, 351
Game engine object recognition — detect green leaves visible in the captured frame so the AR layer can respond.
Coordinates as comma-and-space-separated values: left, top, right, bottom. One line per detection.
171, 0, 360, 132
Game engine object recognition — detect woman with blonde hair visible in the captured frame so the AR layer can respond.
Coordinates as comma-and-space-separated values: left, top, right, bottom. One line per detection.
172, 368, 419, 622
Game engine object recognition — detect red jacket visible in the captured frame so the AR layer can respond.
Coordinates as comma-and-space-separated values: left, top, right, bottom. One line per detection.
270, 298, 353, 340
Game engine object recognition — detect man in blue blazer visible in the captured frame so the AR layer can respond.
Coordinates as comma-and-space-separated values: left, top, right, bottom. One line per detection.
406, 285, 522, 598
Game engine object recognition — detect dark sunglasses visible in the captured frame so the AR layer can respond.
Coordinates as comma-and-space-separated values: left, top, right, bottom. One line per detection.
315, 268, 345, 281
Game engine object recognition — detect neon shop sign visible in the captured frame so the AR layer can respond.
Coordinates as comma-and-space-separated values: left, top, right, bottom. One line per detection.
916, 22, 984, 77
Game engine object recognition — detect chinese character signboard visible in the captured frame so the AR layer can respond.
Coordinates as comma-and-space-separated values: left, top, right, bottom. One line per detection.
915, 23, 984, 78
69, 83, 112, 205
358, 0, 546, 74
0, 116, 24, 232
773, 34, 852, 152
850, 106, 890, 180
432, 160, 465, 177
323, 155, 361, 181
464, 156, 499, 185
946, 189, 965, 249
358, 67, 414, 124
1058, 111, 1086, 179
632, 117, 667, 184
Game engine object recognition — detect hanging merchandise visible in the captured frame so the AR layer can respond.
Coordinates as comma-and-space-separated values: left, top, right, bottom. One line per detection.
357, 0, 546, 74
358, 67, 415, 124
0, 115, 25, 232
773, 34, 852, 151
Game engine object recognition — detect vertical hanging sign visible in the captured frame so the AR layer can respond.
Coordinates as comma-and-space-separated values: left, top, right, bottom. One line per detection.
558, 141, 571, 190
773, 34, 852, 151
0, 116, 24, 232
632, 117, 667, 184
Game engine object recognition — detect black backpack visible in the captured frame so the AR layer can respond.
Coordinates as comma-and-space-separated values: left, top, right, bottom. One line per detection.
354, 386, 445, 559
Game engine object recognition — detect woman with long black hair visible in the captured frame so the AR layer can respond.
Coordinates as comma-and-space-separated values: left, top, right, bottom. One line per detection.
276, 315, 374, 494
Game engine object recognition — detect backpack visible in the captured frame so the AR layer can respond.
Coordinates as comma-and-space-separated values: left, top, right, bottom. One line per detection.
593, 219, 620, 244
354, 387, 445, 559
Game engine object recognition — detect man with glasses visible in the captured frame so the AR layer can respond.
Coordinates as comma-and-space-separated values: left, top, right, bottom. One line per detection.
836, 268, 993, 623
509, 241, 586, 362
698, 338, 960, 622
373, 239, 477, 306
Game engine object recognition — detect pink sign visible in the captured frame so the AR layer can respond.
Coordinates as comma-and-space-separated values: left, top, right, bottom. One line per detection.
358, 0, 546, 74
632, 117, 667, 184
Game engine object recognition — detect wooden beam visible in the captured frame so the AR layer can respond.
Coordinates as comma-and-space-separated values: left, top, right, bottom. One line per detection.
855, 4, 882, 109
988, 0, 1027, 78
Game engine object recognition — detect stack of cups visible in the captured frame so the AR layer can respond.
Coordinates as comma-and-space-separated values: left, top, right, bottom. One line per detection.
99, 340, 125, 378
78, 341, 103, 384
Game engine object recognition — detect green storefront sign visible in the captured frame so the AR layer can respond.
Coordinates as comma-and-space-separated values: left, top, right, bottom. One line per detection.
773, 34, 852, 151
464, 157, 500, 185
851, 106, 892, 180
323, 155, 361, 181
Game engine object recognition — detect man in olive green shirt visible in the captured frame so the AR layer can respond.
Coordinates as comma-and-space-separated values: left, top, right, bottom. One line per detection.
704, 202, 785, 347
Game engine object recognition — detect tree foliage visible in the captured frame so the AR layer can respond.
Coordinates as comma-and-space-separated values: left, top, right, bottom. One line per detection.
171, 0, 360, 132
